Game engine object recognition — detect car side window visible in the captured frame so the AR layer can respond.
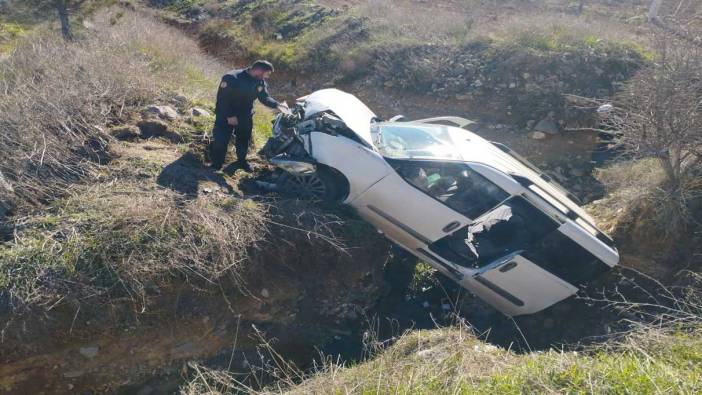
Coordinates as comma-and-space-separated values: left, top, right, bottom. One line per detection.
395, 162, 509, 219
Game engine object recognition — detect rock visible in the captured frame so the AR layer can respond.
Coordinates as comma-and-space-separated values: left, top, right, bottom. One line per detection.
191, 107, 211, 117
570, 167, 586, 177
137, 120, 184, 143
144, 105, 179, 121
274, 32, 283, 40
534, 118, 560, 135
173, 94, 189, 104
108, 125, 140, 140
526, 120, 536, 130
136, 385, 154, 395
509, 82, 517, 89
529, 131, 548, 140
260, 288, 270, 298
63, 370, 84, 378
79, 346, 99, 359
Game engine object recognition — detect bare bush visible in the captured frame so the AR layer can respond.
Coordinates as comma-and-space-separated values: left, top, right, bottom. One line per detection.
0, 8, 222, 218
605, 35, 702, 233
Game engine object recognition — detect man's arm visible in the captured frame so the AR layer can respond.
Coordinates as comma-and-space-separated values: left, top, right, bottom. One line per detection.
257, 81, 284, 110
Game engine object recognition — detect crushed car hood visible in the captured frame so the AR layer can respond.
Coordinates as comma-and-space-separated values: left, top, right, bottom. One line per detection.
302, 89, 377, 147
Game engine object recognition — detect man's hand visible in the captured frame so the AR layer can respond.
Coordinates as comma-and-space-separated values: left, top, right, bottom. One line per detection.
227, 116, 238, 126
277, 102, 291, 115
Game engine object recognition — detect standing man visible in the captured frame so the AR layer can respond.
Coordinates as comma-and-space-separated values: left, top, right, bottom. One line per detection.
210, 60, 287, 172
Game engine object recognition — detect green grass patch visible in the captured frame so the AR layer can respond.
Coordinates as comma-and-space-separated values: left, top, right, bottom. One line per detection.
252, 105, 274, 149
0, 21, 29, 53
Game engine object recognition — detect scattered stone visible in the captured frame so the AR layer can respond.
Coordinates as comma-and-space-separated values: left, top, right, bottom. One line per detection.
509, 82, 517, 89
526, 120, 536, 130
571, 167, 586, 177
191, 107, 211, 117
173, 94, 189, 104
260, 288, 270, 298
79, 346, 99, 359
255, 181, 279, 192
274, 32, 283, 40
108, 125, 140, 141
534, 118, 560, 135
345, 309, 358, 321
144, 105, 179, 121
529, 131, 547, 140
137, 120, 184, 143
136, 385, 154, 395
171, 341, 197, 356
63, 370, 84, 378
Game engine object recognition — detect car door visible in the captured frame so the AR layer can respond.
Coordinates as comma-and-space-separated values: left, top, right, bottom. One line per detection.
467, 196, 579, 315
351, 160, 475, 273
473, 252, 578, 315
352, 163, 468, 248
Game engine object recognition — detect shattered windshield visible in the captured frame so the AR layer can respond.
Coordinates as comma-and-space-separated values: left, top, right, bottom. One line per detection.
373, 124, 462, 160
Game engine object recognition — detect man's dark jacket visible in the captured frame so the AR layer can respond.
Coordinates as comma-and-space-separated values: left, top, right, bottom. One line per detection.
214, 68, 279, 125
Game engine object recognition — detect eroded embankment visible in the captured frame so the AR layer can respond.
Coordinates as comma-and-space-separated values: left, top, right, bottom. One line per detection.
0, 138, 391, 394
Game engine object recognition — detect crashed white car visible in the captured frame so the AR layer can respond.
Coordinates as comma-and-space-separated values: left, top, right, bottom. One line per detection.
263, 89, 619, 316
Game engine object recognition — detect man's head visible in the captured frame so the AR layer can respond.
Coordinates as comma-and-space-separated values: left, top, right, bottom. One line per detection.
248, 60, 275, 80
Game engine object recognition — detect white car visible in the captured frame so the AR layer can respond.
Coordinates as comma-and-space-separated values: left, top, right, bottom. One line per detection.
263, 89, 619, 316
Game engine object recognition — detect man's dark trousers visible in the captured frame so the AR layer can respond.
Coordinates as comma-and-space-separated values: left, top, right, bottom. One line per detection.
210, 115, 253, 169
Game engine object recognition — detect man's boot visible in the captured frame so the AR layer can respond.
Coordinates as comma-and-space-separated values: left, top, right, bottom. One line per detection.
237, 160, 253, 173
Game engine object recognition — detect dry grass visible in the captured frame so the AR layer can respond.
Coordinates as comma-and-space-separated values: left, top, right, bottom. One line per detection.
181, 324, 702, 395
0, 181, 266, 310
181, 276, 702, 395
0, 7, 222, 218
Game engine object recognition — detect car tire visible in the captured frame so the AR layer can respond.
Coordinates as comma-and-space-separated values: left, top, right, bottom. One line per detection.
278, 167, 344, 202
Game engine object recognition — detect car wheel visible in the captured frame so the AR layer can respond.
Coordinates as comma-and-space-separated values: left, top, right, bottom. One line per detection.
279, 167, 342, 202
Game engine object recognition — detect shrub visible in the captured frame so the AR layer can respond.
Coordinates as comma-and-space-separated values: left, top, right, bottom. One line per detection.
0, 7, 221, 218
606, 35, 702, 235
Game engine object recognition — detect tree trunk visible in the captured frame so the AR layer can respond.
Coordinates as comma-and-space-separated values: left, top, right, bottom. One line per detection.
648, 0, 664, 21
55, 0, 73, 41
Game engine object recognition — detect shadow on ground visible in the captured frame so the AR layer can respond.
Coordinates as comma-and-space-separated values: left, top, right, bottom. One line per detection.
157, 151, 235, 198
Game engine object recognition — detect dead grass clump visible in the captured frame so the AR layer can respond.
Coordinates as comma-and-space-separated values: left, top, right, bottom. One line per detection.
0, 7, 222, 218
0, 182, 266, 310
